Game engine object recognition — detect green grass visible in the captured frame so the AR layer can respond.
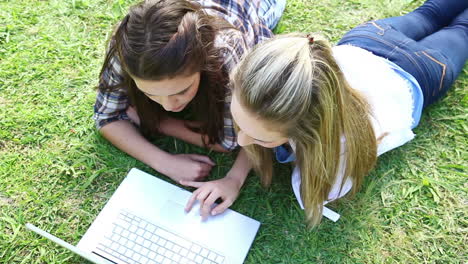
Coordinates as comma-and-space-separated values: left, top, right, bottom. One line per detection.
1, 0, 467, 263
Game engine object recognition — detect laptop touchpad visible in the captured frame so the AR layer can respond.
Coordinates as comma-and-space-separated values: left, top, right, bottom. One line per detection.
158, 199, 204, 226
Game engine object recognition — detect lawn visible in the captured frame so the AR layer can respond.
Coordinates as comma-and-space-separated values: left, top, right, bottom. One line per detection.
0, 0, 467, 263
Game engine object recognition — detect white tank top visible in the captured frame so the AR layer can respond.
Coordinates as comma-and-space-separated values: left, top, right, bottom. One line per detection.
291, 45, 417, 221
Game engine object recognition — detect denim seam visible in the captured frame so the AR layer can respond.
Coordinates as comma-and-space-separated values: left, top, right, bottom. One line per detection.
421, 51, 446, 95
370, 21, 385, 35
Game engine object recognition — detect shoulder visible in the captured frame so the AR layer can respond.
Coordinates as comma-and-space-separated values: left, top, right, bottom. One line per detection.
214, 29, 248, 72
215, 28, 247, 51
198, 0, 273, 45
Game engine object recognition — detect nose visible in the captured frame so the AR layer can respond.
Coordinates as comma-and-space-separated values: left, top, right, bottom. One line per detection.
237, 131, 254, 146
160, 96, 180, 111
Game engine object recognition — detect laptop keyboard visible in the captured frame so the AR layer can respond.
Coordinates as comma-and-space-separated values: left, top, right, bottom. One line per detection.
96, 210, 225, 264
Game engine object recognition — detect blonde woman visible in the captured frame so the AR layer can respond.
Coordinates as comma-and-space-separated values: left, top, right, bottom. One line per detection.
224, 0, 468, 226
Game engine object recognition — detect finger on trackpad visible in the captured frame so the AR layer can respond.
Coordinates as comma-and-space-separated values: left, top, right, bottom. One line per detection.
158, 200, 203, 224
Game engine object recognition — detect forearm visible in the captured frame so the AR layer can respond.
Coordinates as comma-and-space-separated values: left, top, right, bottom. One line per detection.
159, 117, 228, 153
182, 148, 252, 218
99, 120, 171, 174
225, 148, 251, 187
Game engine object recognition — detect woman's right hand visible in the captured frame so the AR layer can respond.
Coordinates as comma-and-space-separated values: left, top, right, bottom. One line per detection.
161, 154, 215, 182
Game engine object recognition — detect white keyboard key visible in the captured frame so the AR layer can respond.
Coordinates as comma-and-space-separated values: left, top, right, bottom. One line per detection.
173, 245, 181, 253
127, 240, 135, 249
102, 237, 113, 245
195, 255, 203, 264
135, 244, 142, 253
200, 248, 209, 258
130, 214, 139, 220
164, 251, 173, 259
143, 239, 151, 248
150, 244, 158, 252
154, 228, 172, 240
111, 233, 119, 241
180, 248, 189, 256
134, 254, 141, 261
207, 252, 216, 261
162, 257, 171, 264
155, 255, 164, 262
140, 257, 149, 264
110, 243, 118, 250
115, 215, 129, 226
157, 247, 166, 255
147, 224, 156, 233
174, 238, 191, 250
159, 238, 167, 247
104, 246, 114, 254
141, 247, 149, 256
151, 234, 159, 242
187, 252, 196, 260
155, 229, 191, 249
123, 249, 134, 258
180, 257, 189, 264
114, 225, 123, 234
166, 241, 174, 250
215, 255, 224, 263
136, 236, 144, 245
138, 221, 147, 228
202, 258, 212, 264
191, 244, 201, 254
136, 229, 145, 236
148, 251, 156, 259
118, 245, 126, 254
120, 224, 129, 233
173, 255, 181, 262
143, 232, 152, 240
166, 232, 177, 242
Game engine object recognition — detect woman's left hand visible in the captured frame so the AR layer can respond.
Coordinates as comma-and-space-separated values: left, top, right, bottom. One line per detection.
180, 176, 242, 220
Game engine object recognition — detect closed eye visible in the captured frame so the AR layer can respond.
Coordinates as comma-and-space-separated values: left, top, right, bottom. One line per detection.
253, 138, 273, 143
175, 87, 190, 95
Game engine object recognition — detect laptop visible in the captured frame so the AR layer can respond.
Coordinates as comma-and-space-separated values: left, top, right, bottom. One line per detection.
26, 168, 260, 264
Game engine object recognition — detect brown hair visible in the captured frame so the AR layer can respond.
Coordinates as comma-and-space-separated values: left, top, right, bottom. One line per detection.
99, 0, 233, 145
231, 34, 377, 226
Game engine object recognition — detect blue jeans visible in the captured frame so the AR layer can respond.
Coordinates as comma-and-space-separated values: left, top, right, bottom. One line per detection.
258, 0, 287, 29
338, 0, 468, 108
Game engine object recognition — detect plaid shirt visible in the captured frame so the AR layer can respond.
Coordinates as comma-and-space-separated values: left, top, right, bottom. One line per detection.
94, 0, 274, 150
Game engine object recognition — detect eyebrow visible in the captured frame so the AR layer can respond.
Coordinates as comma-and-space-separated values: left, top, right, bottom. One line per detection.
237, 126, 274, 143
142, 81, 193, 97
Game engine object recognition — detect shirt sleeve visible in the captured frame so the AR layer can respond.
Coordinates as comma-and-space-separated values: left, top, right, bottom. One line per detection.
219, 93, 238, 150
93, 54, 131, 130
215, 29, 248, 151
216, 28, 248, 73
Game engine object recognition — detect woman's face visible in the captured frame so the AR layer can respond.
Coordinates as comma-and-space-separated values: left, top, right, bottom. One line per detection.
230, 93, 289, 148
133, 72, 201, 112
